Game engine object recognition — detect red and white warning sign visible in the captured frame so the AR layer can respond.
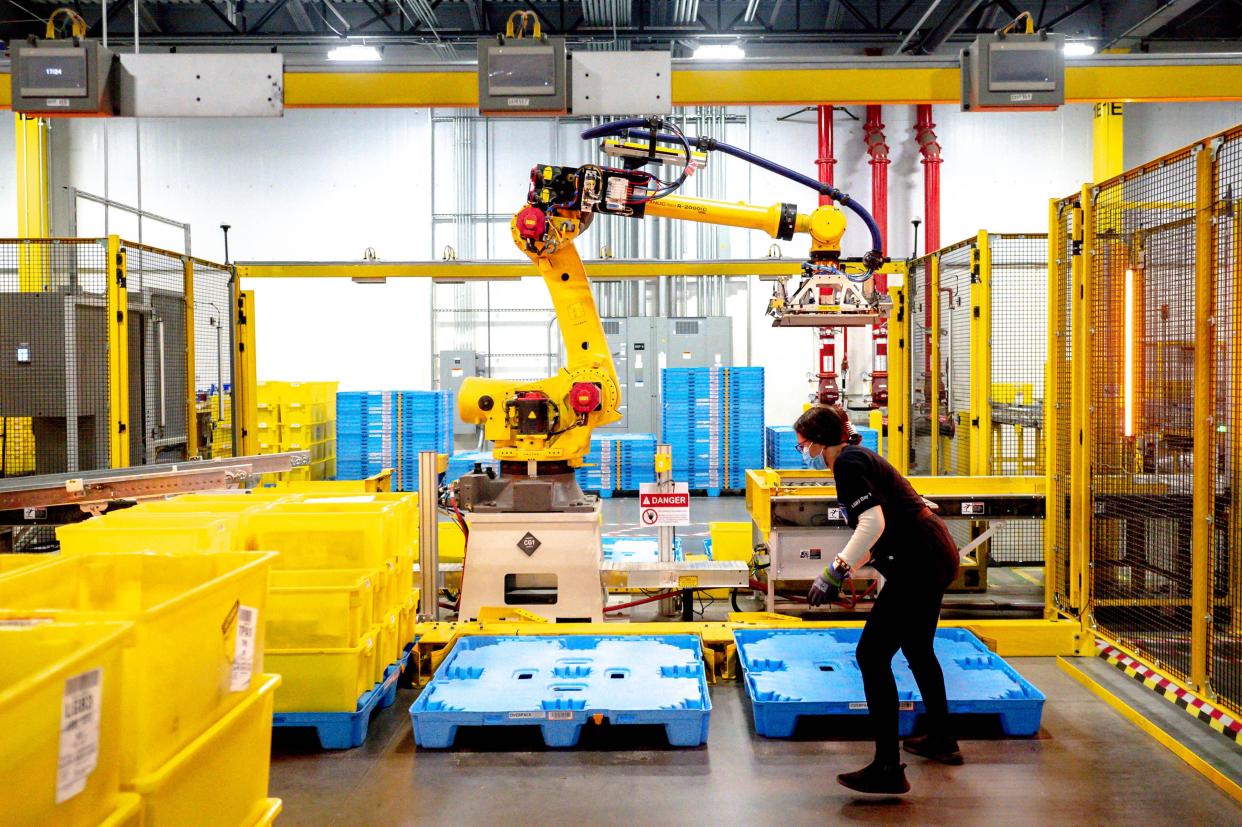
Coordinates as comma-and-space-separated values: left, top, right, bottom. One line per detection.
638, 483, 690, 527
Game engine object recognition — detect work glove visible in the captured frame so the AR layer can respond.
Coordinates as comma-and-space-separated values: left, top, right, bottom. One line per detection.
807, 568, 844, 607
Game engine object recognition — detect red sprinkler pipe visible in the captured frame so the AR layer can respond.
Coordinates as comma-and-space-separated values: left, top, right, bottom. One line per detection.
814, 103, 840, 403
864, 105, 891, 407
816, 104, 836, 204
915, 104, 942, 253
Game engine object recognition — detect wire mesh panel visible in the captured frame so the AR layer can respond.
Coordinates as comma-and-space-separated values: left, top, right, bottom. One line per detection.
1212, 128, 1242, 715
121, 243, 190, 466
908, 254, 933, 476
937, 241, 974, 477
989, 234, 1048, 565
193, 259, 236, 459
0, 239, 112, 477
1090, 148, 1198, 685
1051, 199, 1076, 611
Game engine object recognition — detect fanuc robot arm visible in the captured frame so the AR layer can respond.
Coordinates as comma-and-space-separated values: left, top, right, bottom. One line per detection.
457, 117, 887, 473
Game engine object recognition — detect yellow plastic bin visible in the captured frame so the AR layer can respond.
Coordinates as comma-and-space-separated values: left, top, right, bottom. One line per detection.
127, 674, 280, 827
245, 511, 393, 570
437, 520, 467, 564
57, 513, 237, 555
373, 610, 400, 682
397, 591, 419, 651
98, 792, 143, 827
249, 798, 283, 826
0, 552, 60, 577
0, 620, 132, 827
266, 569, 378, 649
267, 633, 377, 713
0, 552, 276, 781
709, 522, 756, 562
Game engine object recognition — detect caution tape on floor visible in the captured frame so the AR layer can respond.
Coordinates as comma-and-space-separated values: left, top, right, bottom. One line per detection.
1097, 640, 1242, 745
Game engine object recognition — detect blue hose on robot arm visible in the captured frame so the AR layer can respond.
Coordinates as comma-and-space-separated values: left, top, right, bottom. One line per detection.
581, 119, 886, 279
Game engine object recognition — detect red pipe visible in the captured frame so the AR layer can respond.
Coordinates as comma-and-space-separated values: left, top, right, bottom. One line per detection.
815, 104, 836, 204
814, 104, 839, 403
914, 104, 942, 254
864, 105, 891, 408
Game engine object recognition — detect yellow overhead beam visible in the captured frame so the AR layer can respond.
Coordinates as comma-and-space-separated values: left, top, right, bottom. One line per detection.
236, 258, 806, 280
5, 57, 1242, 110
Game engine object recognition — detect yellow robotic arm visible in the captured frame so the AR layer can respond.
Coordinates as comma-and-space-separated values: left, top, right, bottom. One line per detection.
457, 161, 851, 468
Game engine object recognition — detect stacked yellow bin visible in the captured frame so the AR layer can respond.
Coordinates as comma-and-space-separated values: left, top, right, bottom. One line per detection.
245, 493, 418, 714
0, 620, 138, 827
256, 381, 339, 483
0, 552, 281, 827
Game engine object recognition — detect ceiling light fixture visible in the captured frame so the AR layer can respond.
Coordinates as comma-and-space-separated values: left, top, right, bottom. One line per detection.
693, 43, 746, 60
1063, 42, 1096, 57
328, 44, 383, 62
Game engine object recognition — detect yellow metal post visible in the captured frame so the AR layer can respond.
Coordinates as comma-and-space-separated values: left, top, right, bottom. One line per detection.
1093, 102, 1125, 182
15, 114, 49, 292
1069, 193, 1088, 612
972, 232, 994, 476
106, 237, 130, 468
1232, 205, 1242, 637
1045, 201, 1061, 619
886, 274, 909, 474
183, 257, 199, 458
929, 253, 941, 475
236, 288, 259, 457
1078, 190, 1096, 619
1190, 145, 1215, 692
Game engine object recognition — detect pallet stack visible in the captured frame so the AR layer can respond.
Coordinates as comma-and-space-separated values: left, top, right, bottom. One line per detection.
246, 494, 420, 748
764, 426, 803, 469
0, 546, 282, 827
256, 381, 338, 483
336, 390, 453, 492
661, 367, 765, 493
576, 433, 658, 496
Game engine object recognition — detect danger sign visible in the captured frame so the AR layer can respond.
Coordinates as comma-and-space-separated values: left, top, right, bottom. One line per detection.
638, 483, 690, 527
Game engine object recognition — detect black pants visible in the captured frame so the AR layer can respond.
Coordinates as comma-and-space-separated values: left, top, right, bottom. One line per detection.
855, 514, 958, 766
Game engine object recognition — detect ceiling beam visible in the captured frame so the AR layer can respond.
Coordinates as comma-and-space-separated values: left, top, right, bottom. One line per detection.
1103, 0, 1208, 50
285, 0, 315, 34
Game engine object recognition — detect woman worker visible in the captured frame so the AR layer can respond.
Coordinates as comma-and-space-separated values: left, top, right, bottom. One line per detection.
794, 405, 962, 795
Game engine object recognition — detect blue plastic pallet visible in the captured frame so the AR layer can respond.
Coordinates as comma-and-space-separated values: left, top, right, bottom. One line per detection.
409, 635, 711, 749
273, 643, 414, 750
735, 628, 1045, 738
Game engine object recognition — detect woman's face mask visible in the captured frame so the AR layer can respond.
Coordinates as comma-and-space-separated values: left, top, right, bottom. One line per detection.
798, 442, 829, 471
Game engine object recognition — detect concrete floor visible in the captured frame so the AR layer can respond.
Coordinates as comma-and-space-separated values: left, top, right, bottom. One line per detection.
270, 658, 1242, 826
269, 495, 1241, 824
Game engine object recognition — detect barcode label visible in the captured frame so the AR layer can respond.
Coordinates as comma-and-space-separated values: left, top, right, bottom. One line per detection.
547, 710, 575, 721
57, 668, 103, 803
230, 605, 258, 692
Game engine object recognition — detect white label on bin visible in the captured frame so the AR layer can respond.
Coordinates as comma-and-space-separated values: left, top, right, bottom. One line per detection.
57, 668, 102, 803
547, 710, 575, 721
508, 711, 544, 720
848, 702, 868, 711
230, 605, 258, 692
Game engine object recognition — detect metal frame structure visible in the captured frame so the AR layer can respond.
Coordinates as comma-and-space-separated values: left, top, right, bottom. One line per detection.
0, 235, 244, 477
1050, 122, 1242, 717
2, 52, 1242, 110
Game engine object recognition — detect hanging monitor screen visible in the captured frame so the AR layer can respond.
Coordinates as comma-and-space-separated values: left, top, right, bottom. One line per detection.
18, 49, 89, 97
988, 42, 1059, 91
486, 46, 556, 96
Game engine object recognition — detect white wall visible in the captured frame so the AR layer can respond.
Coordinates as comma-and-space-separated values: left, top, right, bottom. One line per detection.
52, 109, 435, 390
37, 99, 1242, 430
1125, 103, 1242, 166
0, 118, 16, 234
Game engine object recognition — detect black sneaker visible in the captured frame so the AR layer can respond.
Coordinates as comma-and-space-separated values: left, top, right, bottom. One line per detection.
836, 762, 911, 795
903, 735, 964, 765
